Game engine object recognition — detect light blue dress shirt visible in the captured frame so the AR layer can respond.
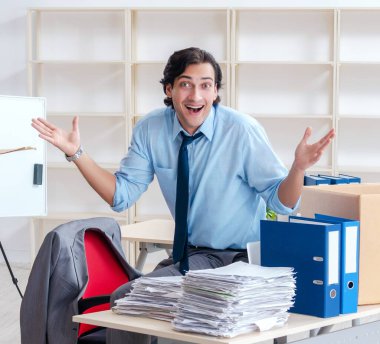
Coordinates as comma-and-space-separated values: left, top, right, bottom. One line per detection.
113, 105, 298, 249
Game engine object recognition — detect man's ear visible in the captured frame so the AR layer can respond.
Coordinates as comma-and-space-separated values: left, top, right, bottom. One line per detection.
165, 84, 173, 97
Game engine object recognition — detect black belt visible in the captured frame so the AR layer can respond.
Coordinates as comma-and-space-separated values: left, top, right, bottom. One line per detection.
188, 245, 247, 253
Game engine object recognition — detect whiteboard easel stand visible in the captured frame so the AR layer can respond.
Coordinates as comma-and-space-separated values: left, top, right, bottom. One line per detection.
0, 241, 23, 298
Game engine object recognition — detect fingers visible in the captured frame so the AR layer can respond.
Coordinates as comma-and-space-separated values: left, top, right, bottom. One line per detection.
301, 127, 312, 143
295, 127, 334, 170
34, 117, 57, 131
303, 127, 334, 147
319, 128, 335, 145
315, 128, 335, 151
304, 127, 334, 149
32, 117, 54, 133
37, 133, 55, 145
308, 128, 335, 162
31, 119, 53, 137
317, 136, 333, 153
72, 116, 79, 133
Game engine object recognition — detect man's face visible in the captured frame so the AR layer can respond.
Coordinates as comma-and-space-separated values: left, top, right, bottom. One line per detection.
165, 63, 218, 135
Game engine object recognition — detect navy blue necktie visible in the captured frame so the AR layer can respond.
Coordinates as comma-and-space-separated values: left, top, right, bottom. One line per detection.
173, 131, 203, 275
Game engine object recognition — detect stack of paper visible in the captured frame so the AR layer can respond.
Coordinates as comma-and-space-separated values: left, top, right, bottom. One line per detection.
113, 276, 182, 321
172, 262, 295, 337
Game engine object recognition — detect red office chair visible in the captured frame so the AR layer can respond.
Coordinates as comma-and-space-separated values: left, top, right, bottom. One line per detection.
77, 229, 131, 343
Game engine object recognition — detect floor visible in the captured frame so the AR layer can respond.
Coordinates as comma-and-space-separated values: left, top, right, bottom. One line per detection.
0, 263, 29, 344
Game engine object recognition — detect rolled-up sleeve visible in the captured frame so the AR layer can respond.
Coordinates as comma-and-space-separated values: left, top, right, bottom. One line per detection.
267, 179, 300, 214
112, 123, 154, 212
242, 119, 300, 215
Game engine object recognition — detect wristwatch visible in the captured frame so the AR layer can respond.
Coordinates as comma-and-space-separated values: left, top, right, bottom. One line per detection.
65, 145, 83, 162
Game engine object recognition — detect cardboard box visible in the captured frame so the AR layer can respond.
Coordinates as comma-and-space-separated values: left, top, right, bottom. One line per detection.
299, 183, 380, 305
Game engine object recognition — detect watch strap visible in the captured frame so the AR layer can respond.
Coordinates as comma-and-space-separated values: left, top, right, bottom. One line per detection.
65, 145, 83, 162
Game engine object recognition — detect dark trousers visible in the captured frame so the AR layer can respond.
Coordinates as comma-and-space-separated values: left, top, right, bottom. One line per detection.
107, 247, 248, 344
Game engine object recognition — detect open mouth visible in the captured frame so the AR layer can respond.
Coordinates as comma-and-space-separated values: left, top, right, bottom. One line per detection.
185, 105, 204, 114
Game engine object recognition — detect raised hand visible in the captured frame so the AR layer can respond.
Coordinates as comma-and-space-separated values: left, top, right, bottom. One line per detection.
278, 127, 335, 208
31, 116, 80, 157
293, 127, 335, 171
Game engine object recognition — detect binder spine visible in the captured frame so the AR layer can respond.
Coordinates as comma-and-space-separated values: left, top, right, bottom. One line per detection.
341, 225, 359, 314
325, 229, 340, 317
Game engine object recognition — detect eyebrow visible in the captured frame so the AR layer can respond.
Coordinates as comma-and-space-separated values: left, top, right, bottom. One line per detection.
178, 75, 214, 82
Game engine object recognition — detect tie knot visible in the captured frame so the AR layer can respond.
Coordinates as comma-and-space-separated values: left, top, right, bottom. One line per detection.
180, 131, 203, 147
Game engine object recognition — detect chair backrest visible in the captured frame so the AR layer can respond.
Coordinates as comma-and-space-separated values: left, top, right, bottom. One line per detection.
78, 229, 130, 338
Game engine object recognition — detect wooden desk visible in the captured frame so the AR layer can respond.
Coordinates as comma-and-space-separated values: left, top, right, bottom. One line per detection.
73, 305, 380, 344
120, 219, 174, 270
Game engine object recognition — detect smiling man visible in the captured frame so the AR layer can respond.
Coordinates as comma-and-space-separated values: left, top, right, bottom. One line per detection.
32, 47, 334, 344
164, 62, 218, 135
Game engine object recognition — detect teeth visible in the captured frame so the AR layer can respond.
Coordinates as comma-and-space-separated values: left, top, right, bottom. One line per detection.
186, 105, 203, 110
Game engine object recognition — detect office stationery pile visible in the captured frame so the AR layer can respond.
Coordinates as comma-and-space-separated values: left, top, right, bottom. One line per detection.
172, 262, 295, 337
113, 276, 182, 321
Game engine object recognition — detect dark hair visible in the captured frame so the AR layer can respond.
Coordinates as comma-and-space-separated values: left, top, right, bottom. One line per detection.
160, 47, 222, 108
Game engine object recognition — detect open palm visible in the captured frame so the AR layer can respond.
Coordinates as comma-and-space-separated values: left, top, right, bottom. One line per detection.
294, 127, 335, 171
31, 116, 80, 157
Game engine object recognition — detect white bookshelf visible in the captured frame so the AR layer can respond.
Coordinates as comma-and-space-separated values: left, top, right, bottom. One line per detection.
235, 10, 334, 62
337, 9, 380, 179
27, 7, 380, 255
232, 9, 336, 174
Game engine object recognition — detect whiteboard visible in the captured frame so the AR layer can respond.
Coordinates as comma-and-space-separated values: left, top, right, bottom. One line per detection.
0, 95, 47, 217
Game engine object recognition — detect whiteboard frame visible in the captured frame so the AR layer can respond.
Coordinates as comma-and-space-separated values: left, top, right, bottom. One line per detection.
0, 95, 47, 217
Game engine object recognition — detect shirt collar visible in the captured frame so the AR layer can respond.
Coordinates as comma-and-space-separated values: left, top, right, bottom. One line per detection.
172, 105, 215, 142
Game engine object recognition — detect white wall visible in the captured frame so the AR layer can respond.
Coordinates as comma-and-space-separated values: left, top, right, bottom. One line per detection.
1, 0, 379, 263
